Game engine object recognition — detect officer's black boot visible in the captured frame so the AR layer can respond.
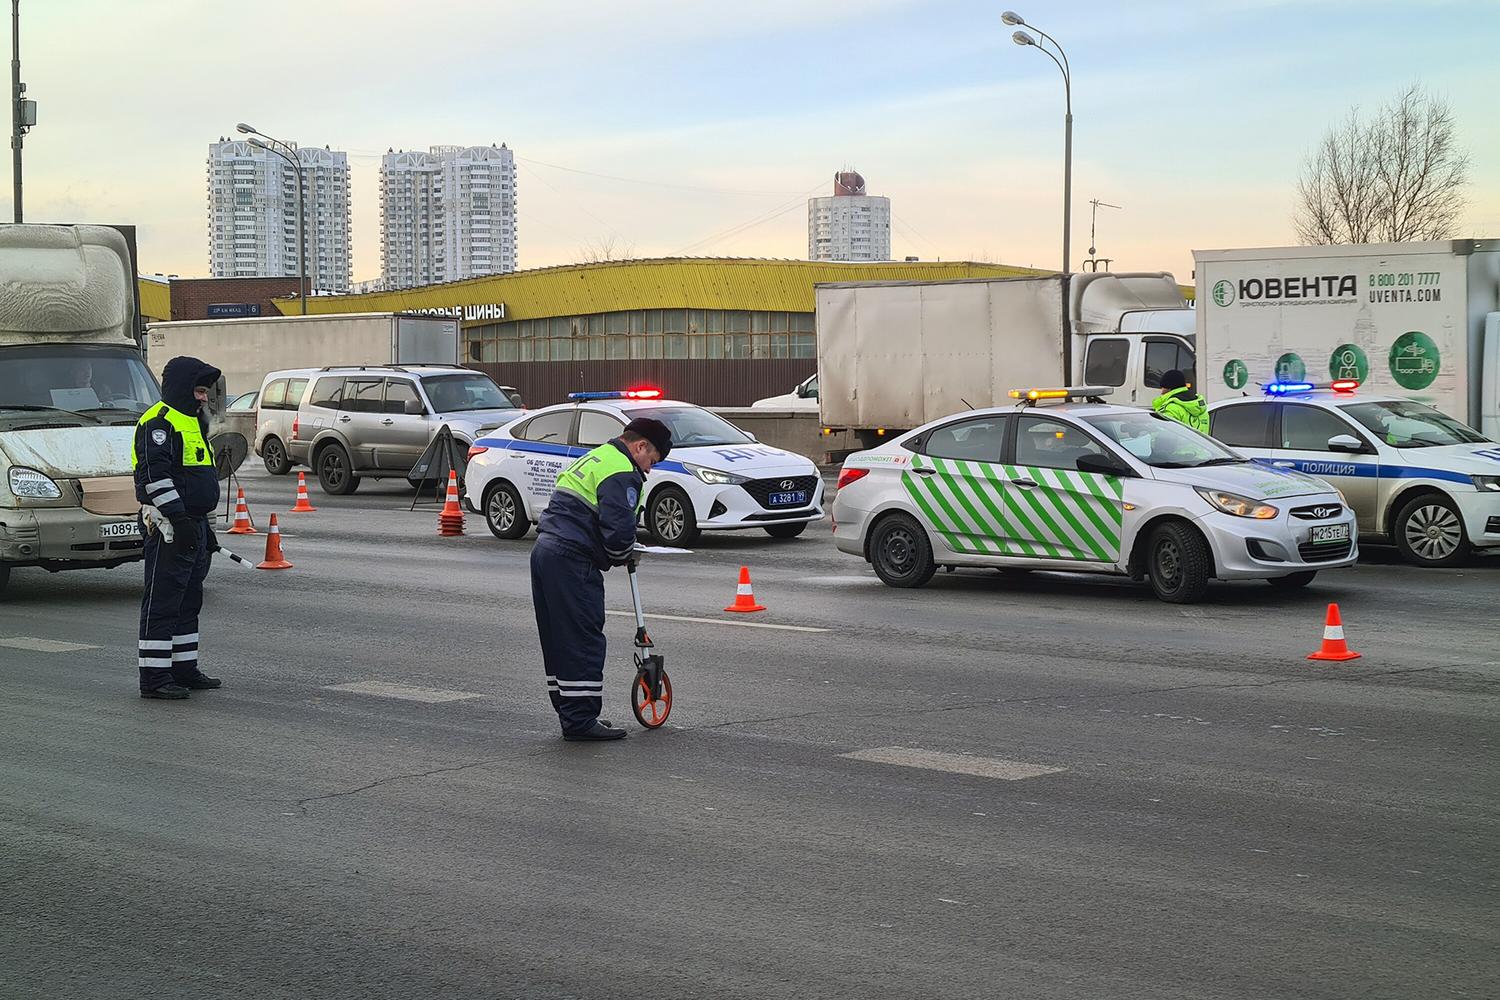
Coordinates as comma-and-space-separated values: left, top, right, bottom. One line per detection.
179, 672, 222, 690
563, 719, 627, 742
140, 671, 190, 700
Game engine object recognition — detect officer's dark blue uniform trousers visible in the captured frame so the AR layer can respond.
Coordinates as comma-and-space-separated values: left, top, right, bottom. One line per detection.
529, 537, 607, 733
137, 516, 211, 692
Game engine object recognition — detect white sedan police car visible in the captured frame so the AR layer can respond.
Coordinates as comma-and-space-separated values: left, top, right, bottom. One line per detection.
1209, 382, 1500, 567
832, 387, 1358, 603
464, 389, 825, 545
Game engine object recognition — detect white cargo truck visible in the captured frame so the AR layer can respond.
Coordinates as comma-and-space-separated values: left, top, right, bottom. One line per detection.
0, 225, 158, 595
146, 312, 461, 398
1195, 239, 1500, 436
816, 272, 1194, 450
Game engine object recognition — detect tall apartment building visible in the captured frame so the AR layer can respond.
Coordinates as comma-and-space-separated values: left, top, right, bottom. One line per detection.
807, 170, 891, 262
206, 139, 352, 293
380, 144, 517, 290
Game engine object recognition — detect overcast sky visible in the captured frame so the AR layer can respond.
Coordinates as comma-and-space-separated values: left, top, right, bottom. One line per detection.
8, 0, 1498, 284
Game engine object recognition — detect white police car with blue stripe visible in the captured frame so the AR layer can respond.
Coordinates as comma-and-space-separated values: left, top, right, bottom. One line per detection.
1209, 381, 1500, 567
463, 389, 825, 545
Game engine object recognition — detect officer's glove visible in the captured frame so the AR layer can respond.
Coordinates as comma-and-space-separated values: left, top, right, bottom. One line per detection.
206, 525, 219, 554
169, 516, 199, 553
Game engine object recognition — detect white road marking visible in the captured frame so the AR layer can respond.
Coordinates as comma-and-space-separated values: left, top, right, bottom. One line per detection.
322, 681, 484, 703
604, 610, 829, 633
841, 746, 1066, 781
0, 636, 100, 653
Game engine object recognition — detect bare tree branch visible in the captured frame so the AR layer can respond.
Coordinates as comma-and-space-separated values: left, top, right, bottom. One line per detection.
577, 235, 638, 264
1293, 85, 1468, 245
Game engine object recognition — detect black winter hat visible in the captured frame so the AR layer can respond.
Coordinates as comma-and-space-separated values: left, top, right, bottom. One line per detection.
1160, 369, 1188, 392
624, 417, 673, 460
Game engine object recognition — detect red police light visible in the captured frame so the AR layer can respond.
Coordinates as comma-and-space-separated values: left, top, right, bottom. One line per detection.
624, 387, 663, 399
1331, 379, 1359, 393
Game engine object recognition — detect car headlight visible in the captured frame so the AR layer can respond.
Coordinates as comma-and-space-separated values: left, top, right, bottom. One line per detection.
1195, 487, 1278, 519
683, 463, 748, 486
1473, 475, 1500, 493
8, 466, 63, 499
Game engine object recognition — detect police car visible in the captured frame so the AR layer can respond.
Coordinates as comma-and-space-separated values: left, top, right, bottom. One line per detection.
463, 389, 825, 545
1209, 381, 1500, 567
832, 386, 1358, 603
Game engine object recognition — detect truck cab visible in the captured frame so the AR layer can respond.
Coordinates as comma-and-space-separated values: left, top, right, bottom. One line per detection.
0, 225, 159, 595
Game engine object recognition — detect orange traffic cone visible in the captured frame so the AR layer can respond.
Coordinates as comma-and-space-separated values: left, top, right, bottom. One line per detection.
1307, 603, 1360, 661
724, 566, 766, 613
256, 514, 293, 570
227, 486, 257, 535
290, 471, 317, 513
438, 470, 465, 536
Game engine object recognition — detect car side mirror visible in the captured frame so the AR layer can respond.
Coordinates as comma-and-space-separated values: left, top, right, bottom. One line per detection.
746, 431, 758, 442
1327, 434, 1365, 454
404, 399, 426, 415
1076, 453, 1133, 478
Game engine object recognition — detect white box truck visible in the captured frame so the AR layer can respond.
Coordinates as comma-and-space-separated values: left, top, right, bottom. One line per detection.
146, 312, 460, 398
1195, 239, 1500, 436
816, 272, 1194, 450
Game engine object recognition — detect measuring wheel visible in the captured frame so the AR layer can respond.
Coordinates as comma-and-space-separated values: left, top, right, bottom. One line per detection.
631, 655, 673, 729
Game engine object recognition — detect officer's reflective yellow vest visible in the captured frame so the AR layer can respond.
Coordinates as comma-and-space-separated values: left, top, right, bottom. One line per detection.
554, 442, 643, 513
131, 403, 215, 469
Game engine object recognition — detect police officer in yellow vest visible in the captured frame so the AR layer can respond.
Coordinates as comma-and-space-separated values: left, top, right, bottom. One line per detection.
530, 417, 673, 741
133, 357, 224, 700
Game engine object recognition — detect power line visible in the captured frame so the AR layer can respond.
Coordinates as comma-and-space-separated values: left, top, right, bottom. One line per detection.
675, 180, 826, 256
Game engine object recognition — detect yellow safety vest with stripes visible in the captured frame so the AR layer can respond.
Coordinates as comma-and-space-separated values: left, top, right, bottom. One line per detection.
131, 403, 215, 469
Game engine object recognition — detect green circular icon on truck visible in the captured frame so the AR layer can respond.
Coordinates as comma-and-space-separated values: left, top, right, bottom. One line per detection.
1212, 280, 1236, 306
1223, 359, 1249, 389
1275, 353, 1306, 381
1329, 344, 1369, 384
1389, 331, 1439, 390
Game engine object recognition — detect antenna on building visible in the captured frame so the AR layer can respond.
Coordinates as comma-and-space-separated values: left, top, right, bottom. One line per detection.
1085, 199, 1121, 272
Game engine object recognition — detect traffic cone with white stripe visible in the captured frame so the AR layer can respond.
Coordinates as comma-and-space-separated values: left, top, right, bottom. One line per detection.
724, 566, 766, 613
227, 486, 257, 534
1307, 603, 1360, 661
256, 514, 293, 570
437, 470, 465, 536
290, 471, 317, 513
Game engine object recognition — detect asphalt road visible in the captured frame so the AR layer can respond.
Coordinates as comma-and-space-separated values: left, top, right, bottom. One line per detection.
2, 465, 1497, 999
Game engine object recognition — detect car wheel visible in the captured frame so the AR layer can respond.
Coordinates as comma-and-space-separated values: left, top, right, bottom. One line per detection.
869, 513, 936, 588
1147, 521, 1211, 604
646, 486, 700, 546
1394, 493, 1470, 567
484, 480, 530, 540
316, 443, 361, 496
261, 436, 292, 475
763, 523, 806, 540
1267, 570, 1317, 590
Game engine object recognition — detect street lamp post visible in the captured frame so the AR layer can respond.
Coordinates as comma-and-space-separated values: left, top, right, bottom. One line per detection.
1003, 10, 1072, 275
236, 123, 307, 315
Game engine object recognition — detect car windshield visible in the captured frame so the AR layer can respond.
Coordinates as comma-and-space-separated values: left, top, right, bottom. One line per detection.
421, 373, 519, 413
1081, 410, 1243, 468
629, 405, 752, 447
1341, 400, 1488, 448
0, 344, 161, 428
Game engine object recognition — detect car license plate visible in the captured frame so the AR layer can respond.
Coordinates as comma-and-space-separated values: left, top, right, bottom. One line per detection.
769, 491, 808, 507
100, 521, 141, 539
1310, 523, 1350, 545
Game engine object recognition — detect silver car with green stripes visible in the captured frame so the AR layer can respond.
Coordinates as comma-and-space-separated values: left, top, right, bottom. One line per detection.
832, 391, 1358, 603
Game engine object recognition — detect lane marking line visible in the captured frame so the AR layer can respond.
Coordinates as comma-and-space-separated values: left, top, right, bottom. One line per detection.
840, 746, 1066, 781
605, 609, 829, 633
0, 636, 101, 653
322, 681, 485, 703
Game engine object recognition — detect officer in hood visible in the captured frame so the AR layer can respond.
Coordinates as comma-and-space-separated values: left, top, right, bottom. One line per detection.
132, 356, 224, 700
1151, 369, 1209, 433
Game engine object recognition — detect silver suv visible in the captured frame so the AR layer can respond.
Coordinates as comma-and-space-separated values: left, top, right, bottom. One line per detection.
279, 365, 523, 494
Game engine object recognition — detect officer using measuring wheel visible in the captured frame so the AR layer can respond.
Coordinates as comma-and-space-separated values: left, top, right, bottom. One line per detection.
530, 417, 673, 741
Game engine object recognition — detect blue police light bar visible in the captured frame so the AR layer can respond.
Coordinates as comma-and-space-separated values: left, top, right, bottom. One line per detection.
567, 388, 664, 402
1262, 379, 1360, 396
